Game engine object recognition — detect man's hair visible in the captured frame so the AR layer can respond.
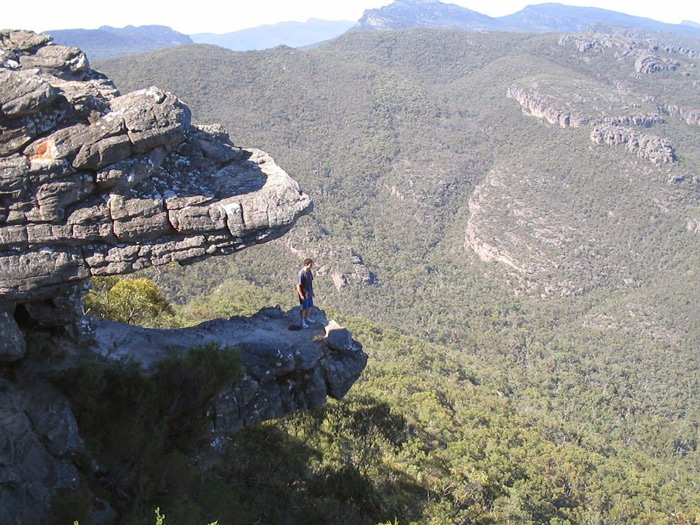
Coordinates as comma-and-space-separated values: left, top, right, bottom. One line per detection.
303, 258, 313, 266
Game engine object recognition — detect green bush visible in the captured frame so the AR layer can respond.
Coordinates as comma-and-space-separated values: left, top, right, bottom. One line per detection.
84, 277, 172, 327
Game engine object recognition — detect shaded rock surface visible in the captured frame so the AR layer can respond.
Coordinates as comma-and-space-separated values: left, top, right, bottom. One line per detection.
0, 307, 365, 524
93, 307, 367, 434
0, 377, 111, 525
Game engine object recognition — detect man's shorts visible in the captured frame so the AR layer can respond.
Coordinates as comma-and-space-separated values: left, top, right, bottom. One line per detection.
300, 296, 314, 310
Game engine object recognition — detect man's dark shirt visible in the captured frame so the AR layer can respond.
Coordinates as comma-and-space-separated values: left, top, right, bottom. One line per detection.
297, 268, 313, 297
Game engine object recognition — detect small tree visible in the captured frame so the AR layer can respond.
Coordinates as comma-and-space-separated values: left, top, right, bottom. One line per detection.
85, 276, 172, 326
107, 278, 171, 324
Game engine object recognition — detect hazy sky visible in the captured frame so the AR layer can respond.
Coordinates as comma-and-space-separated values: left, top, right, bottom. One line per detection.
4, 0, 700, 35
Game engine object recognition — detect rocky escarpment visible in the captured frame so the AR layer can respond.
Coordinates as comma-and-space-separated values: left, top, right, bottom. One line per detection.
558, 31, 700, 61
0, 30, 367, 524
506, 86, 589, 128
663, 104, 700, 126
507, 85, 677, 165
634, 53, 680, 74
94, 308, 366, 434
2, 306, 367, 525
589, 124, 676, 164
463, 163, 665, 298
509, 31, 700, 165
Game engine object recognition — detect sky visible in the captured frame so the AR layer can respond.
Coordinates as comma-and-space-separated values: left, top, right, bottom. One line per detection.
3, 0, 700, 35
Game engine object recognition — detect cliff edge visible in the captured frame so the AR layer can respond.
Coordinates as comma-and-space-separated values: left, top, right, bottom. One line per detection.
0, 30, 366, 523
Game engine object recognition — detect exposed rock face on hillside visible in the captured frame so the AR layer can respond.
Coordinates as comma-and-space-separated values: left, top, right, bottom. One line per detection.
0, 30, 366, 524
2, 306, 367, 524
354, 0, 501, 32
506, 86, 589, 128
590, 124, 675, 164
507, 32, 700, 165
507, 81, 677, 165
94, 308, 367, 433
664, 104, 700, 126
464, 164, 649, 297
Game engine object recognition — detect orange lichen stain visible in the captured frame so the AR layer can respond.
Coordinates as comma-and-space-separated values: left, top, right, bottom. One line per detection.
30, 140, 56, 160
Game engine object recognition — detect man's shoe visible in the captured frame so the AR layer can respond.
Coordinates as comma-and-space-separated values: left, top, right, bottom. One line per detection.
306, 317, 316, 324
301, 320, 309, 329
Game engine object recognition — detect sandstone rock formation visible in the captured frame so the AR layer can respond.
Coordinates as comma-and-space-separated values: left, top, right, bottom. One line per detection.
0, 30, 311, 361
464, 165, 628, 298
508, 82, 677, 165
521, 31, 700, 164
663, 104, 700, 126
634, 53, 679, 74
0, 31, 367, 524
590, 124, 676, 164
331, 248, 376, 290
506, 86, 588, 128
1, 305, 367, 524
93, 307, 367, 435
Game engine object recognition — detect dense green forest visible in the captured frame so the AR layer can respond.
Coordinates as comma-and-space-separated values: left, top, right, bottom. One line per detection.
87, 27, 700, 523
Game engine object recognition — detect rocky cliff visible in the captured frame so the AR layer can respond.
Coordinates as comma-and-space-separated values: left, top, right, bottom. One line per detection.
505, 32, 700, 167
0, 30, 367, 524
468, 30, 698, 297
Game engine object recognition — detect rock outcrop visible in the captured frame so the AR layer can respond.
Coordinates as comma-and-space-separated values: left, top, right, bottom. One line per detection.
663, 104, 700, 126
0, 31, 367, 524
634, 53, 679, 74
93, 308, 367, 434
508, 82, 678, 165
0, 30, 311, 361
506, 86, 589, 128
515, 31, 700, 164
590, 124, 676, 164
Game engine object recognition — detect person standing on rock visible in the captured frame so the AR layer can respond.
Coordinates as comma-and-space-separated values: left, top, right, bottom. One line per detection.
296, 258, 315, 328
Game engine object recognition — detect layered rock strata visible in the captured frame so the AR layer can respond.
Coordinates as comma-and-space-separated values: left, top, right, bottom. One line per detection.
1, 307, 367, 525
590, 124, 676, 164
0, 30, 312, 362
94, 308, 367, 434
515, 32, 700, 164
507, 86, 588, 128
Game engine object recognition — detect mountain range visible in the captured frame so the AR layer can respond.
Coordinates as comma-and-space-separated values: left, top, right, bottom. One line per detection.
191, 18, 355, 51
47, 0, 700, 59
47, 24, 193, 59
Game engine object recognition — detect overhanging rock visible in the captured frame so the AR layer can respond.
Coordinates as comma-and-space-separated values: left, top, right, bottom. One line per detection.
0, 30, 312, 362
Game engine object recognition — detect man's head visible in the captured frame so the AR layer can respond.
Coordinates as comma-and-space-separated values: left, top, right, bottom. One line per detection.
303, 258, 313, 269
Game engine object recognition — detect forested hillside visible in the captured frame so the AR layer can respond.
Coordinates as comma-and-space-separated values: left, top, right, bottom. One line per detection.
93, 28, 700, 523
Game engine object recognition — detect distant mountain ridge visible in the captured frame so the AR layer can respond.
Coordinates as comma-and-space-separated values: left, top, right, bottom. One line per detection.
46, 25, 192, 59
354, 0, 700, 36
354, 0, 501, 31
191, 18, 354, 51
498, 3, 700, 34
45, 1, 700, 59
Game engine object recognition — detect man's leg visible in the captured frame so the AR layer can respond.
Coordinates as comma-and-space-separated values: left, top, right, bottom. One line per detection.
300, 298, 311, 327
